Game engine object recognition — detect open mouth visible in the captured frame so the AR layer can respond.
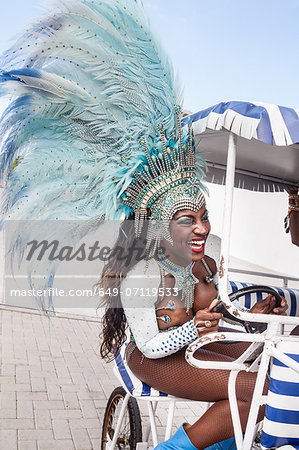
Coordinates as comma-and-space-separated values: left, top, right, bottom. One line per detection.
187, 239, 205, 253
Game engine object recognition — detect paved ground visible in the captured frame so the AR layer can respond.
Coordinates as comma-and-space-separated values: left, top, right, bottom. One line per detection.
0, 305, 205, 450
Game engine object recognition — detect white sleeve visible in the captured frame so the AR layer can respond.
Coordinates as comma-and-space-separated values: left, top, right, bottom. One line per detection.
121, 262, 198, 359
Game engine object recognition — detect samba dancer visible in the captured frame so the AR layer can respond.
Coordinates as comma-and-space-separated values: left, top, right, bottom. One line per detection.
100, 112, 287, 449
0, 0, 287, 448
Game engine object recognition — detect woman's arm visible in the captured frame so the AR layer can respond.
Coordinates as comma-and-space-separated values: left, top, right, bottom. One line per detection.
290, 210, 299, 246
286, 189, 299, 246
120, 259, 222, 359
121, 273, 198, 359
124, 304, 198, 359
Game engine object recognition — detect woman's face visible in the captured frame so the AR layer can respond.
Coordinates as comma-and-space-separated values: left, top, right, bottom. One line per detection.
161, 206, 211, 265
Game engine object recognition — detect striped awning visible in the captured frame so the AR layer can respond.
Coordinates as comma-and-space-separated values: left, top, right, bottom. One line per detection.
182, 101, 299, 192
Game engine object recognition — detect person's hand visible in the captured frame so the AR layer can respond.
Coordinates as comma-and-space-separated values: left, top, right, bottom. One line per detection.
249, 295, 288, 315
194, 299, 223, 336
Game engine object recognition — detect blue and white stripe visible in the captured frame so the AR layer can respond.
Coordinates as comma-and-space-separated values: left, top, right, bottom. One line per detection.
182, 100, 299, 147
229, 281, 299, 316
114, 343, 168, 397
261, 341, 299, 449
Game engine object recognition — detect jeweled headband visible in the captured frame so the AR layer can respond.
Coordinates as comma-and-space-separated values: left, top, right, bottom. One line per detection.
121, 106, 206, 252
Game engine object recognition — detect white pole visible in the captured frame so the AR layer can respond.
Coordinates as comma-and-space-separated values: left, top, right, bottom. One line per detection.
243, 321, 279, 449
218, 132, 236, 303
164, 400, 175, 440
228, 371, 243, 448
147, 401, 159, 447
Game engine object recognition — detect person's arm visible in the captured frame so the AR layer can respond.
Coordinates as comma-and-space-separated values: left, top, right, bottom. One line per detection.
286, 190, 299, 247
121, 273, 198, 359
290, 210, 299, 246
124, 304, 198, 359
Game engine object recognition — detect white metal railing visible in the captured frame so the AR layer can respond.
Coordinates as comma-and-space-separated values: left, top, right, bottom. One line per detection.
228, 267, 299, 288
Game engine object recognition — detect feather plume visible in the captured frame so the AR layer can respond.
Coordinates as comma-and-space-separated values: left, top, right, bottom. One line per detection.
0, 0, 204, 308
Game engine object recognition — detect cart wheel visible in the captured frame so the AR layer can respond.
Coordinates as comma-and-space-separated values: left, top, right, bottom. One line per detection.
101, 386, 142, 450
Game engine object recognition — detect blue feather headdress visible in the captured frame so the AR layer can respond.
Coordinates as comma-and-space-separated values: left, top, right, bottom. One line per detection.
0, 0, 206, 309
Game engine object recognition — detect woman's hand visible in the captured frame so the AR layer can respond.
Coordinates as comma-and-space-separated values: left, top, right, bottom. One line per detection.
249, 294, 288, 315
194, 299, 223, 336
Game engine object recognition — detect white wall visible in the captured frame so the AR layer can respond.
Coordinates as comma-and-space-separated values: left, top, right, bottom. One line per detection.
207, 183, 298, 282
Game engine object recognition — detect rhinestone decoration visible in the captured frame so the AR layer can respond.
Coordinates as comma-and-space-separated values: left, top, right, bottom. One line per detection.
157, 249, 199, 311
120, 105, 206, 257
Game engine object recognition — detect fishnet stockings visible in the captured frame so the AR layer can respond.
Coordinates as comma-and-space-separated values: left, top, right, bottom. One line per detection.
127, 341, 268, 449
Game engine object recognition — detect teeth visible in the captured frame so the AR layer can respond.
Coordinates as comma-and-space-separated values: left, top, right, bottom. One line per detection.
188, 240, 204, 245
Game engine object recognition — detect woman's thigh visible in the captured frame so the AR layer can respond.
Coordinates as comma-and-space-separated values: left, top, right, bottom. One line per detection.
127, 344, 259, 403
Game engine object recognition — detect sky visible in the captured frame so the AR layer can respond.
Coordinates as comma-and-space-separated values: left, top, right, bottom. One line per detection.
1, 0, 299, 111
0, 0, 298, 281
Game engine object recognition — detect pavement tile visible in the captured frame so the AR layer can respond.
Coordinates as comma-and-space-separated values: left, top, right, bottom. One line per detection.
18, 429, 54, 441
79, 399, 98, 419
50, 409, 82, 420
90, 437, 101, 449
0, 429, 17, 450
33, 400, 65, 410
77, 391, 105, 400
41, 361, 55, 373
1, 383, 31, 392
54, 366, 71, 380
29, 368, 53, 379
62, 353, 79, 369
0, 419, 35, 430
16, 366, 30, 385
19, 440, 38, 450
1, 364, 16, 377
94, 398, 108, 409
34, 409, 52, 430
27, 356, 41, 367
37, 440, 75, 450
45, 382, 63, 401
87, 427, 101, 439
52, 419, 72, 439
0, 392, 16, 409
31, 377, 47, 392
17, 400, 34, 419
70, 371, 86, 386
76, 357, 92, 369
2, 358, 28, 366
71, 428, 93, 450
60, 383, 87, 393
69, 418, 100, 430
56, 377, 73, 385
101, 383, 116, 399
17, 392, 48, 401
174, 407, 194, 417
0, 409, 17, 419
0, 376, 15, 384
62, 392, 80, 410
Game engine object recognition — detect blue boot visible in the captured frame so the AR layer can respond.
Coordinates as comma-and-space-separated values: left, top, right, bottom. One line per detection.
154, 424, 198, 449
205, 437, 237, 449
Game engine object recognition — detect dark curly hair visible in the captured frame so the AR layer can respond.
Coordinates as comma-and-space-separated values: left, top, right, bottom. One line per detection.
99, 214, 148, 361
